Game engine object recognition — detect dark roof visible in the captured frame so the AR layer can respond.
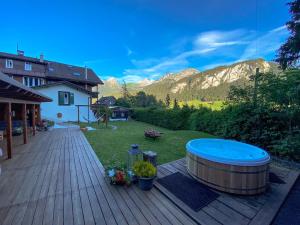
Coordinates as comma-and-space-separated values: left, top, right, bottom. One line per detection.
46, 61, 103, 85
0, 51, 47, 65
0, 71, 52, 102
109, 106, 130, 112
34, 81, 95, 96
0, 51, 103, 85
96, 96, 116, 106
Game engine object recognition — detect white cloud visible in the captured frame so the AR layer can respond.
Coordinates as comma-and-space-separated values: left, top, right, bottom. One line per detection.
240, 25, 288, 60
194, 29, 249, 48
125, 46, 133, 56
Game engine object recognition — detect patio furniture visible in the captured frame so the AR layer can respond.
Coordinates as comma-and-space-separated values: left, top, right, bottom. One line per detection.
144, 129, 163, 140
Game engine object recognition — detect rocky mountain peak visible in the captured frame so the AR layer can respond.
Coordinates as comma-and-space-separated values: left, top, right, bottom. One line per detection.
138, 78, 154, 87
105, 77, 120, 87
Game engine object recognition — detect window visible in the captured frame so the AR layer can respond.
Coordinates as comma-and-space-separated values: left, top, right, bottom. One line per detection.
22, 76, 44, 87
23, 77, 28, 86
5, 59, 13, 68
24, 62, 32, 71
58, 91, 74, 105
73, 72, 81, 76
29, 77, 33, 87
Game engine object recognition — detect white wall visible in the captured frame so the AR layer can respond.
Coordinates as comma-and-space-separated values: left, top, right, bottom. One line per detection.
37, 84, 96, 122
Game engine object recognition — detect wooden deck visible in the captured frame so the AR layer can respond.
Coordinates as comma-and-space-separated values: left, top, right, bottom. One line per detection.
156, 158, 299, 225
0, 127, 299, 225
0, 128, 197, 225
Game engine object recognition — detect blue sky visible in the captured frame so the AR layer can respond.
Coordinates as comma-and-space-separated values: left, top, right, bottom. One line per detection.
0, 0, 290, 82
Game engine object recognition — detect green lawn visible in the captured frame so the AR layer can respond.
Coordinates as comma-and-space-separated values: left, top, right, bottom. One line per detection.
178, 100, 225, 110
82, 120, 214, 168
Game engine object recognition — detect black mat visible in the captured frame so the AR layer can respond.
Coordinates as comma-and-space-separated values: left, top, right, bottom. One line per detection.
270, 172, 286, 184
157, 172, 219, 212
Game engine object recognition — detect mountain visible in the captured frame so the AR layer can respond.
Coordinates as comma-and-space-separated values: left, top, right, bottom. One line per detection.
98, 77, 154, 98
99, 77, 122, 97
143, 59, 278, 101
98, 58, 279, 101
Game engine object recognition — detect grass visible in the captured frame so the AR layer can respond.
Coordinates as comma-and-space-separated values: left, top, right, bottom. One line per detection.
178, 100, 225, 110
81, 120, 214, 168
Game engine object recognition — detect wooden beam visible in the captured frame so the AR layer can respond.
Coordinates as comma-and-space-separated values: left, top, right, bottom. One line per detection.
32, 104, 36, 136
22, 104, 28, 144
5, 102, 12, 159
0, 97, 42, 105
36, 105, 41, 124
77, 105, 80, 124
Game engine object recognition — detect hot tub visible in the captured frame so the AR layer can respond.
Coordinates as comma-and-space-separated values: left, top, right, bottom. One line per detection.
186, 139, 270, 195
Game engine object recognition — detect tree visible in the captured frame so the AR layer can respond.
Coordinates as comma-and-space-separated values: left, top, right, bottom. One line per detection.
121, 80, 131, 99
165, 94, 171, 107
173, 98, 179, 109
276, 0, 300, 69
135, 91, 147, 107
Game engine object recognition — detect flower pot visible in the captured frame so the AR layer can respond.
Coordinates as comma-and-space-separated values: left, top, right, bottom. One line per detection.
138, 177, 155, 191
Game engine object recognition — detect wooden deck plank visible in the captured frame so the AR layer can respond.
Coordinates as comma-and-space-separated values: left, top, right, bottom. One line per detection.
151, 188, 197, 225
117, 187, 151, 225
126, 187, 162, 225
132, 185, 178, 225
42, 196, 55, 225
71, 191, 85, 225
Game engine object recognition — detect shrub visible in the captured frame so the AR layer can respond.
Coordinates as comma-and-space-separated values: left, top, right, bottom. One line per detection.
133, 161, 157, 178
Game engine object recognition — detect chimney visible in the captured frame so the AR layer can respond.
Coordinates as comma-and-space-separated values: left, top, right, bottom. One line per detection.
17, 50, 24, 56
85, 66, 88, 80
40, 53, 44, 62
85, 66, 88, 90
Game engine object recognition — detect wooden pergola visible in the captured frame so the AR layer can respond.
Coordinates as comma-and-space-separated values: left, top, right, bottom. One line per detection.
0, 72, 51, 159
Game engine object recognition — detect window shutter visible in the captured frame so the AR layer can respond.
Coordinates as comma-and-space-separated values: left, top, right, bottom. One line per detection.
58, 92, 64, 105
70, 93, 74, 105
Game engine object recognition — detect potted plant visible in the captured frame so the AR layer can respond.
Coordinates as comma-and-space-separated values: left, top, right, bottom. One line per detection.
105, 156, 132, 186
133, 160, 157, 191
107, 167, 131, 185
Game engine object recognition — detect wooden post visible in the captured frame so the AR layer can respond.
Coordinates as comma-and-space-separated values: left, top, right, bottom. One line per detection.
77, 106, 80, 124
5, 102, 12, 159
32, 104, 36, 136
22, 104, 28, 144
36, 104, 41, 124
88, 98, 90, 124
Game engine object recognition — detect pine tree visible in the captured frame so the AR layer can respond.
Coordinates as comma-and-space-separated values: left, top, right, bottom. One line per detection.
276, 0, 300, 69
165, 94, 171, 107
173, 98, 179, 109
121, 80, 130, 99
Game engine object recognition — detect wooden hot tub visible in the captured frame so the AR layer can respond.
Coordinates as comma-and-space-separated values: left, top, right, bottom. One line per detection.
186, 139, 270, 195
